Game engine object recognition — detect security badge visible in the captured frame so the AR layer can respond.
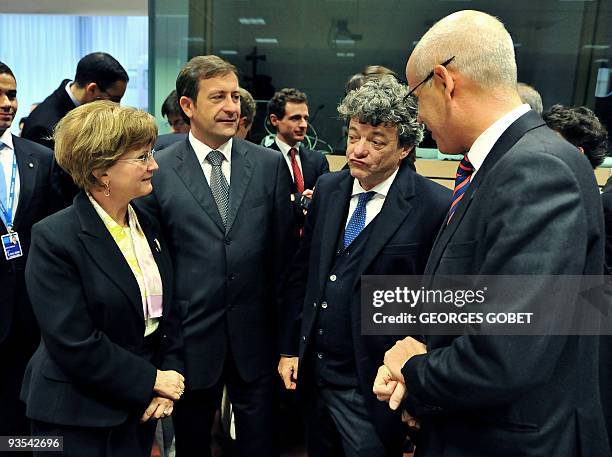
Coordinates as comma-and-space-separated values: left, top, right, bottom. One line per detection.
1, 230, 22, 260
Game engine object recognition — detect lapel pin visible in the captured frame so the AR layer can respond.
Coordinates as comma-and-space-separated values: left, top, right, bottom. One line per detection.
154, 238, 161, 252
28, 162, 34, 168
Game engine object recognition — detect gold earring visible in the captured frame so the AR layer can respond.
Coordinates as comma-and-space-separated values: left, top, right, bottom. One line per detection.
103, 182, 111, 197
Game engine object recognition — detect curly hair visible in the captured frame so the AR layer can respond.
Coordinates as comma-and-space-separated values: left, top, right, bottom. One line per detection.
337, 75, 423, 148
543, 104, 609, 169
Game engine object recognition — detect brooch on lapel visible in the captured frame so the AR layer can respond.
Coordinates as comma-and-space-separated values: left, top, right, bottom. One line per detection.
154, 238, 161, 252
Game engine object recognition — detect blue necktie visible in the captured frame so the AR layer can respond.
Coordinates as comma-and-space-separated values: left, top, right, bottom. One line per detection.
344, 191, 375, 248
0, 141, 6, 210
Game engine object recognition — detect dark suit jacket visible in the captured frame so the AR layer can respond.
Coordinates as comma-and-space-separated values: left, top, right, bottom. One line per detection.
401, 111, 610, 457
20, 192, 183, 427
21, 79, 79, 207
22, 80, 74, 151
0, 136, 59, 437
137, 137, 294, 389
268, 141, 329, 192
603, 176, 612, 274
155, 133, 188, 152
281, 160, 451, 452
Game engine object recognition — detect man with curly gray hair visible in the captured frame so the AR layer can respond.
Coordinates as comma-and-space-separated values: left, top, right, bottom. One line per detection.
278, 76, 451, 457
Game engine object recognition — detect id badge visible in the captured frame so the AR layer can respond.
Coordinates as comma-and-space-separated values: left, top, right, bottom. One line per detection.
2, 231, 23, 260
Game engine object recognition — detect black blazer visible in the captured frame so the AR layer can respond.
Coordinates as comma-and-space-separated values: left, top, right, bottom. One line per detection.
21, 192, 183, 427
0, 136, 59, 347
281, 160, 451, 451
137, 137, 294, 389
22, 80, 74, 151
401, 111, 610, 457
267, 141, 330, 192
155, 133, 188, 152
21, 79, 80, 206
603, 176, 612, 274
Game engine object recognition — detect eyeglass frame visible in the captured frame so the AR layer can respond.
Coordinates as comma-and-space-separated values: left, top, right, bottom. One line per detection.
116, 149, 156, 165
406, 56, 456, 98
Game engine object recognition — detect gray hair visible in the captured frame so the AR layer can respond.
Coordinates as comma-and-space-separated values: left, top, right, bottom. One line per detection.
517, 83, 543, 115
337, 75, 424, 147
411, 10, 517, 94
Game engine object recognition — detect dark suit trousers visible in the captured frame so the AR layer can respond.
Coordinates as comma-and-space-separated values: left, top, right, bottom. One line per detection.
307, 387, 394, 457
31, 416, 156, 457
173, 350, 278, 457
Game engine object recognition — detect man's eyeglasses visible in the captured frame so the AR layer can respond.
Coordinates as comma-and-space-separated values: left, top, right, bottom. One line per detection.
117, 149, 156, 165
406, 56, 455, 98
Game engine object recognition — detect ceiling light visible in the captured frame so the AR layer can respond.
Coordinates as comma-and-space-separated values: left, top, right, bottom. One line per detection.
239, 17, 266, 25
334, 38, 355, 45
219, 50, 238, 55
336, 52, 355, 58
255, 38, 278, 44
583, 44, 610, 50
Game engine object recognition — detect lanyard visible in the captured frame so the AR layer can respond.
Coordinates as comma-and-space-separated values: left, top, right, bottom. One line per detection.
0, 152, 17, 231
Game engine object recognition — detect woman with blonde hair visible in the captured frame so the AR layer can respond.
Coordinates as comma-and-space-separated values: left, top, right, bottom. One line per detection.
21, 100, 185, 457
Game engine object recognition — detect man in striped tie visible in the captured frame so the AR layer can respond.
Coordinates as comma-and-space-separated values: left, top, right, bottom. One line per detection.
375, 10, 609, 457
278, 76, 451, 457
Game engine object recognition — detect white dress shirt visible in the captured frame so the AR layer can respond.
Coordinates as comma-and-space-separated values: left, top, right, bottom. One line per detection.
0, 129, 20, 223
345, 168, 399, 229
189, 131, 232, 186
275, 137, 303, 182
467, 104, 531, 177
64, 81, 80, 107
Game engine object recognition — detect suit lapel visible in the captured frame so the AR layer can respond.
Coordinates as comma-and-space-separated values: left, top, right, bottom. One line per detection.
299, 146, 316, 190
226, 139, 254, 234
355, 162, 416, 277
74, 193, 144, 319
174, 140, 226, 233
12, 137, 36, 229
425, 110, 546, 274
135, 207, 172, 314
318, 172, 353, 291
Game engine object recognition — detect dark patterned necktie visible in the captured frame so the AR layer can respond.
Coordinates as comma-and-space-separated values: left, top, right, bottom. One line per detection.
344, 191, 375, 248
206, 150, 229, 226
447, 154, 474, 224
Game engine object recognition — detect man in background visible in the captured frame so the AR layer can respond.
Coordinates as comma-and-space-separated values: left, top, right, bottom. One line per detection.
236, 87, 256, 140
22, 52, 128, 206
267, 88, 329, 227
0, 61, 59, 456
517, 82, 543, 115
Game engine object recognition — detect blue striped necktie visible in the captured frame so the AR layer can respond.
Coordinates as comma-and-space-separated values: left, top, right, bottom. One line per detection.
344, 191, 375, 248
448, 155, 474, 224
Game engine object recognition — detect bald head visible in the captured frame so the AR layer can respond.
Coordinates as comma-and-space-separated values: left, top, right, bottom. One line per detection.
409, 10, 517, 93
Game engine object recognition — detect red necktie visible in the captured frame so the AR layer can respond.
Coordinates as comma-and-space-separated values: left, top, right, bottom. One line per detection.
289, 148, 305, 194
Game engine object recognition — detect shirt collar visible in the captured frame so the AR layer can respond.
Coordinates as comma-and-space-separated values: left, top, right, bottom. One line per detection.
189, 131, 233, 165
467, 104, 531, 172
351, 166, 400, 198
275, 137, 300, 157
0, 129, 14, 151
65, 81, 80, 108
